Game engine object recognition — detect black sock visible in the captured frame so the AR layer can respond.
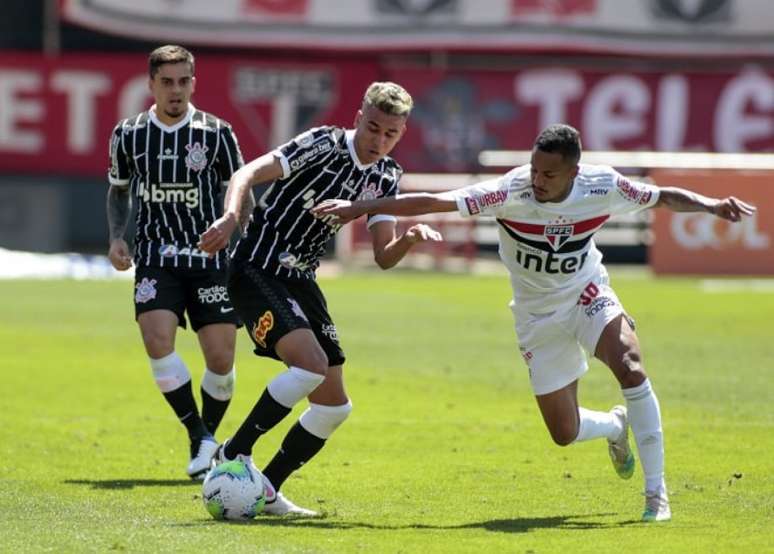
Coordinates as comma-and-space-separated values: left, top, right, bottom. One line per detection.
226, 388, 291, 458
263, 422, 326, 492
163, 381, 209, 442
200, 387, 230, 436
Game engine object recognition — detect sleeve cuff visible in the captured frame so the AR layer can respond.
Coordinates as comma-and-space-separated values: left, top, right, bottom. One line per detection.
273, 150, 290, 179
108, 174, 130, 187
366, 214, 398, 228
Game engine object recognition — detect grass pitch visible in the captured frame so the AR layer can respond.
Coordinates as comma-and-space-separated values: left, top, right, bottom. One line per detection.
1, 270, 772, 553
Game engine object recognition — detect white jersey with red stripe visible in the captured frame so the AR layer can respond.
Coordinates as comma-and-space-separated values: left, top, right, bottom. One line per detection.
451, 163, 660, 313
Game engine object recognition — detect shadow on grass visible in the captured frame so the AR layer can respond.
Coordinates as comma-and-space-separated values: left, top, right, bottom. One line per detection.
64, 479, 198, 490
178, 513, 632, 533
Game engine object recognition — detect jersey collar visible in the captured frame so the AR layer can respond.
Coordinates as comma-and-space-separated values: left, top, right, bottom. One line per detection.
149, 103, 196, 133
345, 129, 376, 170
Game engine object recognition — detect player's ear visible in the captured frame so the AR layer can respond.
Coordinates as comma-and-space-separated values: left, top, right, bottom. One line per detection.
191, 76, 196, 93
354, 109, 363, 128
570, 164, 579, 179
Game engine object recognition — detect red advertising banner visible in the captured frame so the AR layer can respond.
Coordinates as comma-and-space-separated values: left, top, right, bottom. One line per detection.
386, 65, 774, 172
649, 170, 774, 275
0, 54, 771, 177
0, 53, 377, 176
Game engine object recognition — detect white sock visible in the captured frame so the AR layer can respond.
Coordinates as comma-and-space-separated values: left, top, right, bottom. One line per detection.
575, 407, 622, 442
623, 379, 665, 493
149, 352, 191, 393
201, 367, 235, 401
266, 366, 325, 408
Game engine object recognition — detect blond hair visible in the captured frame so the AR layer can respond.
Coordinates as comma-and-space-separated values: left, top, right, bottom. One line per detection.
148, 45, 194, 78
363, 82, 413, 117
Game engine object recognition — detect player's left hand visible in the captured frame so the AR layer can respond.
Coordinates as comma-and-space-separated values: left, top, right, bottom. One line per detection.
405, 223, 443, 244
198, 213, 238, 255
712, 197, 756, 222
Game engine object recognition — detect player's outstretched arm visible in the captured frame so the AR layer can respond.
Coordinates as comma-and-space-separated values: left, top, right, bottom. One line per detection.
199, 153, 283, 254
656, 187, 756, 222
106, 184, 133, 271
312, 192, 457, 225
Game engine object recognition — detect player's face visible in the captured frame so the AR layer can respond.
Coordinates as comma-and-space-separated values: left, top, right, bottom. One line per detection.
530, 149, 579, 203
148, 62, 195, 124
353, 104, 407, 164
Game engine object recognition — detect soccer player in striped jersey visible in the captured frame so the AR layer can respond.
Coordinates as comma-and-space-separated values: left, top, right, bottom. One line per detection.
313, 123, 756, 522
198, 82, 441, 516
106, 45, 251, 480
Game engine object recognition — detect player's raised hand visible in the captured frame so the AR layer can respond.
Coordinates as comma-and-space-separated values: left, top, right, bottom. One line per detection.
311, 199, 361, 224
108, 238, 133, 271
198, 213, 238, 255
712, 197, 756, 222
405, 223, 443, 244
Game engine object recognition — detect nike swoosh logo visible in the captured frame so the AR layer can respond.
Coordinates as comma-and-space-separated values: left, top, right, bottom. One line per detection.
220, 307, 234, 313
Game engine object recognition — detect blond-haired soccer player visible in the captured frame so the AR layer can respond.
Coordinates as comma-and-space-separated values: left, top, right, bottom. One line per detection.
198, 82, 441, 516
313, 123, 756, 522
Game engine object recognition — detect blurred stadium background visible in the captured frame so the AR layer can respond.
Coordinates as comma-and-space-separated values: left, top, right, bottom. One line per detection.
0, 0, 772, 276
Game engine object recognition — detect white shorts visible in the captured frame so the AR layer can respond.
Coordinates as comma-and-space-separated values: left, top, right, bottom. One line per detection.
512, 274, 627, 396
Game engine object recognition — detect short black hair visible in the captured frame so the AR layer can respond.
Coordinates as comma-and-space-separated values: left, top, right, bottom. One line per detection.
534, 124, 582, 165
148, 45, 194, 78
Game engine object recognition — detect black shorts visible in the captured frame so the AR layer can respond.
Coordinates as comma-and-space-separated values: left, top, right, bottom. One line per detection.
134, 265, 240, 331
228, 264, 345, 366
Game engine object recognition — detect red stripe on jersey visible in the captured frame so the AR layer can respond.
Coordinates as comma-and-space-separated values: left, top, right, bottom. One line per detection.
500, 214, 610, 237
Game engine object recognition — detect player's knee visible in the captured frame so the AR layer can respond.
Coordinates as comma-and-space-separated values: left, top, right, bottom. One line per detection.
548, 423, 578, 446
617, 350, 646, 388
141, 330, 175, 358
291, 347, 329, 376
204, 349, 234, 374
299, 400, 353, 439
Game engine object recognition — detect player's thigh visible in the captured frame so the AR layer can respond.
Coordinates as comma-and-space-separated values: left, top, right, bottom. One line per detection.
515, 309, 587, 397
307, 365, 348, 406
534, 380, 580, 445
196, 323, 237, 374
594, 314, 646, 388
228, 266, 326, 372
184, 267, 240, 332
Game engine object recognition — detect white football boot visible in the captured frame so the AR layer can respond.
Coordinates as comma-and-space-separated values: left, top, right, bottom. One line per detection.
211, 440, 318, 517
608, 405, 635, 479
187, 436, 219, 480
643, 489, 671, 522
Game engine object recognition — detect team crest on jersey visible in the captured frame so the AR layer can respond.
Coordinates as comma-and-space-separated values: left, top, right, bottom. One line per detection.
135, 278, 158, 304
544, 224, 573, 250
356, 183, 383, 202
252, 311, 274, 348
185, 142, 209, 172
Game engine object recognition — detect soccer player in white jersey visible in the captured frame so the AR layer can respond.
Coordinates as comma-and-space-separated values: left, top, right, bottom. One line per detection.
312, 123, 756, 522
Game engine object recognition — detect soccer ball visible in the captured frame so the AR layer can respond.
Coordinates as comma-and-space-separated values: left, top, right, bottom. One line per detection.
202, 460, 266, 520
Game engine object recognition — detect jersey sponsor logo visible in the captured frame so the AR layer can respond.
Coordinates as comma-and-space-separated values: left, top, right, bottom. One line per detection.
514, 247, 590, 275
584, 296, 618, 319
134, 277, 158, 304
616, 177, 651, 205
289, 141, 333, 171
473, 190, 507, 210
287, 298, 308, 322
587, 188, 608, 196
197, 285, 230, 304
465, 197, 481, 215
185, 142, 209, 172
356, 182, 384, 202
140, 182, 199, 208
158, 148, 179, 161
158, 244, 209, 258
252, 311, 275, 348
544, 224, 573, 250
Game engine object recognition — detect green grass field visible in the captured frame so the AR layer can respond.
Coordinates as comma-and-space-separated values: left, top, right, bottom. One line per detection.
1, 271, 772, 553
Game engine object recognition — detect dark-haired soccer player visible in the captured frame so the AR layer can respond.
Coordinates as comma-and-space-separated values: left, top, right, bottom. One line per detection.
199, 81, 441, 516
107, 45, 250, 480
313, 123, 756, 522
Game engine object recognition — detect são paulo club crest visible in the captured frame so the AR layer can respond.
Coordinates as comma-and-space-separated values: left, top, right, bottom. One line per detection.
544, 218, 574, 251
185, 142, 209, 172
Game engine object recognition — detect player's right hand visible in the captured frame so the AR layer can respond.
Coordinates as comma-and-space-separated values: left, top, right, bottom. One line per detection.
198, 213, 238, 255
311, 199, 361, 224
108, 239, 133, 271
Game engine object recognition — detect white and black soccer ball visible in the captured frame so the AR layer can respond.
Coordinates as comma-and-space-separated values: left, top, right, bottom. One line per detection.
202, 460, 266, 520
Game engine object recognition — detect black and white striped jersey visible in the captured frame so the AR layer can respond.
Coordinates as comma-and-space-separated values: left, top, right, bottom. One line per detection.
231, 126, 402, 280
108, 103, 244, 269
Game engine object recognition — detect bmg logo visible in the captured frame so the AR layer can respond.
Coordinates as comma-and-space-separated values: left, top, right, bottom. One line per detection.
139, 182, 199, 208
